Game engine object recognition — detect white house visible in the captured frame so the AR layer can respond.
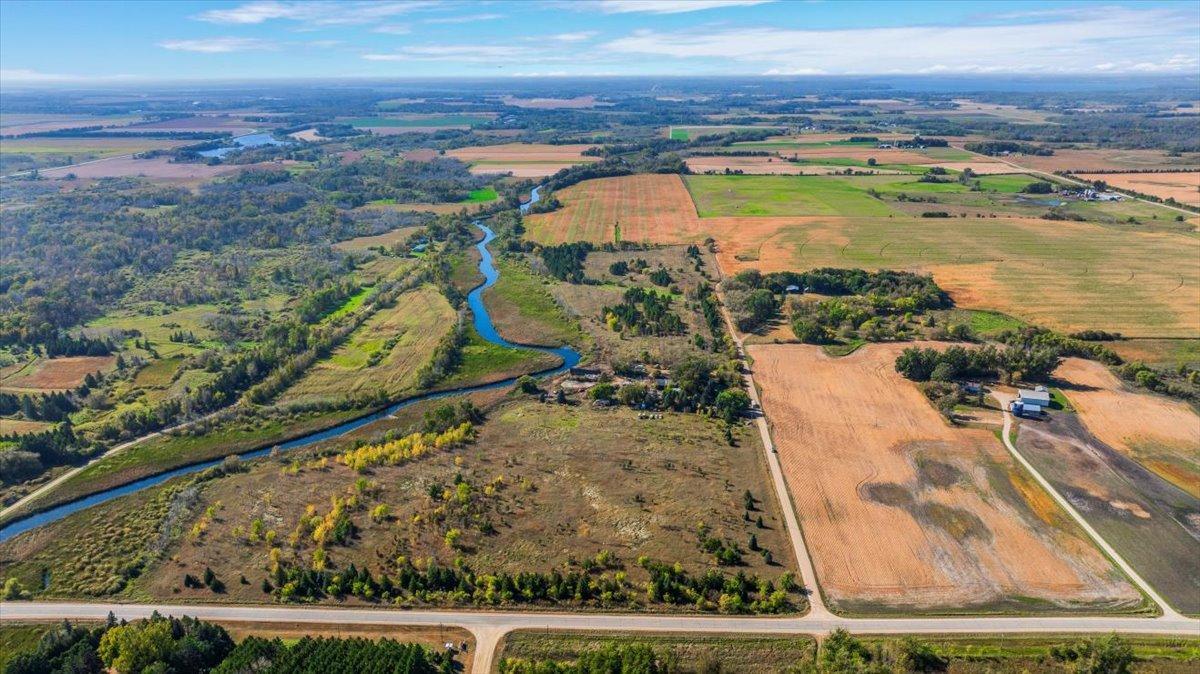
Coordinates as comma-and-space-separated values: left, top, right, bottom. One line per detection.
1017, 386, 1051, 408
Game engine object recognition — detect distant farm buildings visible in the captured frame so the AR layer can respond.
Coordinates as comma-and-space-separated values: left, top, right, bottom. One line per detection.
1011, 385, 1051, 418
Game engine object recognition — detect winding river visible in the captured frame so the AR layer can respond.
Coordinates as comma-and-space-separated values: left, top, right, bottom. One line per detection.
0, 188, 578, 542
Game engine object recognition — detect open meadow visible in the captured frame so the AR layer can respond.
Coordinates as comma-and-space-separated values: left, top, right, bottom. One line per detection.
747, 342, 1141, 614
280, 285, 456, 406
1054, 358, 1200, 496
0, 137, 189, 173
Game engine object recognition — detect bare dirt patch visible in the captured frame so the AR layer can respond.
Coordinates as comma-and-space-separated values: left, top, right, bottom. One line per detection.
748, 342, 1140, 613
1055, 358, 1200, 496
1076, 172, 1200, 207
0, 356, 115, 392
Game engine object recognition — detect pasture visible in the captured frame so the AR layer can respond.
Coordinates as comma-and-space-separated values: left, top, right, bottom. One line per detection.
281, 285, 456, 406
685, 174, 896, 217
1054, 358, 1200, 496
1076, 171, 1200, 207
668, 125, 783, 140
748, 342, 1141, 614
1015, 410, 1200, 615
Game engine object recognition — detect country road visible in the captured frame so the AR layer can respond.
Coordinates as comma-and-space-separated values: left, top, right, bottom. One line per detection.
2, 601, 1197, 673
993, 394, 1186, 620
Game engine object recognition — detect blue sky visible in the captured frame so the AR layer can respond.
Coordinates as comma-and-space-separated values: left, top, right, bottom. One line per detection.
2, 0, 1198, 84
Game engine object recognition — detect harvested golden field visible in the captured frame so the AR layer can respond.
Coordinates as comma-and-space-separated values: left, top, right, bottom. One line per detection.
525, 174, 703, 244
0, 419, 56, 435
39, 157, 244, 181
0, 356, 115, 392
527, 174, 1199, 337
706, 215, 1200, 338
927, 161, 1017, 175
997, 148, 1200, 173
333, 226, 423, 251
776, 147, 933, 164
1055, 358, 1200, 496
1076, 172, 1200, 207
449, 143, 599, 177
748, 343, 1140, 613
448, 143, 598, 162
687, 155, 835, 175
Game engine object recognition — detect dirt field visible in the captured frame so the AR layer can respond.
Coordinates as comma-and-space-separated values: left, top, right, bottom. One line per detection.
1076, 172, 1200, 207
525, 174, 702, 244
288, 128, 320, 141
0, 356, 116, 392
748, 343, 1140, 613
773, 147, 936, 164
38, 156, 244, 181
0, 113, 142, 136
1054, 358, 1200, 496
928, 161, 1019, 175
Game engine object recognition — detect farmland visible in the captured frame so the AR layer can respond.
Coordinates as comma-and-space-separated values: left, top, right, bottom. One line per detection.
748, 342, 1141, 614
37, 156, 245, 181
1076, 172, 1200, 207
1014, 409, 1200, 615
0, 356, 115, 393
447, 142, 600, 177
1054, 358, 1200, 496
525, 173, 1199, 337
0, 137, 188, 173
524, 174, 702, 244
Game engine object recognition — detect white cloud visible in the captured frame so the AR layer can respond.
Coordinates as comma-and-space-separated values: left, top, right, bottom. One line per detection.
549, 31, 598, 42
373, 24, 412, 35
158, 37, 278, 53
604, 7, 1200, 74
364, 44, 531, 63
195, 1, 437, 26
424, 13, 504, 24
589, 0, 774, 14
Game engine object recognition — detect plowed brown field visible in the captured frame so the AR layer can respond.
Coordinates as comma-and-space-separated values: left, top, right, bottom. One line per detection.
0, 356, 116, 392
748, 343, 1140, 613
1055, 358, 1200, 496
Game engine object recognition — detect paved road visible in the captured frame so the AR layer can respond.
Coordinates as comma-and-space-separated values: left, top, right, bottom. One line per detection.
993, 394, 1185, 620
3, 601, 1197, 673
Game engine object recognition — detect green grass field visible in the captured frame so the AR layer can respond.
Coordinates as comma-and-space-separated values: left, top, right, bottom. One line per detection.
464, 186, 498, 203
442, 326, 561, 387
484, 259, 587, 348
685, 174, 897, 217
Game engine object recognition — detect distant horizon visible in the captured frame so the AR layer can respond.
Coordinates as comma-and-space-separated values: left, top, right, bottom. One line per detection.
3, 0, 1199, 86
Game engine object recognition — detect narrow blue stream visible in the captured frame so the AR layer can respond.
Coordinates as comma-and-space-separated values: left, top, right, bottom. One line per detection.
0, 191, 576, 542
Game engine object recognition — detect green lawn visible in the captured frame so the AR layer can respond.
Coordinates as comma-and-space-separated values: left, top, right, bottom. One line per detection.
463, 187, 498, 203
684, 174, 896, 217
670, 128, 689, 140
